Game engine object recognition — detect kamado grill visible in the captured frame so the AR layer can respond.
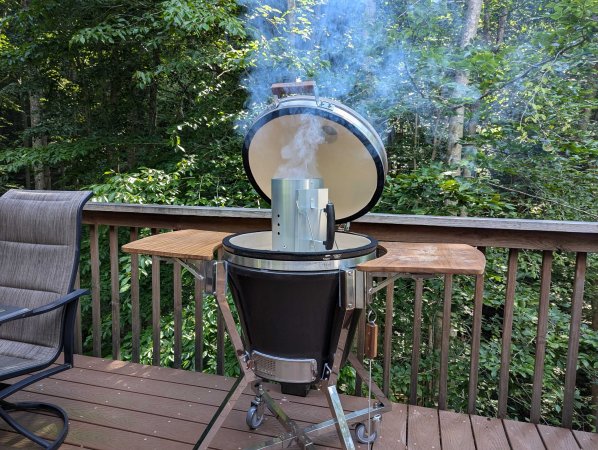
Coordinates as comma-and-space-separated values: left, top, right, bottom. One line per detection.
197, 82, 393, 449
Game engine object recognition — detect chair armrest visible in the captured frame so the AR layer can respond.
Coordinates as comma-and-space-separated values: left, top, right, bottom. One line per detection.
0, 289, 89, 326
0, 305, 30, 323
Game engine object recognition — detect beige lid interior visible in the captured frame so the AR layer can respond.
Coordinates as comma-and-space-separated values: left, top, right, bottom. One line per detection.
245, 112, 381, 222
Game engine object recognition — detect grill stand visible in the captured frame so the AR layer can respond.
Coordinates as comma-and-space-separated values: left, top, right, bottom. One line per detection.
194, 262, 392, 450
120, 230, 391, 449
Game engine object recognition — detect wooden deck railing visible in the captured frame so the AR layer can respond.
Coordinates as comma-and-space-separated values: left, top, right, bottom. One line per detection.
79, 203, 598, 430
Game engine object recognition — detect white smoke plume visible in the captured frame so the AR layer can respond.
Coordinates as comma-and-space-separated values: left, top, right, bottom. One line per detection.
275, 114, 324, 178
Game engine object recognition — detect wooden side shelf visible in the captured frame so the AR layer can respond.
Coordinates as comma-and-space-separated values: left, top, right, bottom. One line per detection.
358, 242, 486, 275
122, 229, 231, 260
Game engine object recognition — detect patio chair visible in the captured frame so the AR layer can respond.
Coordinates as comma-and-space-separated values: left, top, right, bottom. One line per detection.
0, 189, 92, 449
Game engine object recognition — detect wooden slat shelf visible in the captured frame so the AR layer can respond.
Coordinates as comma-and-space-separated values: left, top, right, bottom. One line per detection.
357, 242, 486, 275
122, 229, 231, 260
1, 355, 595, 449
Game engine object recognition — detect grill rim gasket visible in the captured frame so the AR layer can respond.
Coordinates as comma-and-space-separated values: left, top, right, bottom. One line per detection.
222, 231, 378, 262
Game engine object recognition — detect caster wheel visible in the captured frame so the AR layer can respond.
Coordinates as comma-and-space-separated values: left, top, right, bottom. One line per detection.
355, 422, 378, 444
246, 405, 264, 430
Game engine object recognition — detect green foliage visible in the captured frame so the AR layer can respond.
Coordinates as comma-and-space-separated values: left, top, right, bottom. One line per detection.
377, 163, 516, 217
0, 0, 247, 188
91, 151, 261, 208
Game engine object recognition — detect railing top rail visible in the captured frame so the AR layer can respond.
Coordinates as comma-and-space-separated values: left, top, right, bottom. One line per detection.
84, 202, 598, 234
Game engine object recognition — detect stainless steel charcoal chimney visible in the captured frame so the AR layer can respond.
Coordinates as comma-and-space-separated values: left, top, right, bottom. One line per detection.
271, 177, 335, 252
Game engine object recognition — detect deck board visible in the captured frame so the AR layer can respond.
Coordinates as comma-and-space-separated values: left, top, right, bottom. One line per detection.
470, 414, 511, 449
374, 403, 407, 449
537, 424, 581, 450
439, 409, 475, 450
407, 405, 441, 449
0, 355, 594, 449
503, 419, 545, 449
574, 430, 598, 449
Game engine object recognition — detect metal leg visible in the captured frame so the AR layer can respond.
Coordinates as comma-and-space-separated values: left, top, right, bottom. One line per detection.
194, 374, 251, 450
325, 385, 355, 450
347, 353, 392, 413
193, 261, 257, 450
244, 378, 391, 450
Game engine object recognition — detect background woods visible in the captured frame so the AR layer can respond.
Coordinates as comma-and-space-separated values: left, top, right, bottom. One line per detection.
0, 0, 595, 218
0, 0, 597, 433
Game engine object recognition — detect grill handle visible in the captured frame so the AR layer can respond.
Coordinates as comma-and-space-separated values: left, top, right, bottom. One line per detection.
323, 202, 335, 250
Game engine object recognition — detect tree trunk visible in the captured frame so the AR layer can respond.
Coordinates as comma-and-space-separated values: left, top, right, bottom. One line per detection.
365, 0, 376, 18
482, 5, 490, 42
446, 0, 482, 170
20, 0, 44, 189
431, 114, 440, 160
462, 100, 480, 178
148, 49, 160, 134
460, 0, 483, 47
413, 113, 419, 170
21, 95, 32, 189
496, 7, 508, 45
287, 0, 297, 48
29, 91, 47, 190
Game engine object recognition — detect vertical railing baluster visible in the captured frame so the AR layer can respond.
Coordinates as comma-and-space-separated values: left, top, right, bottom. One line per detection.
355, 274, 370, 397
195, 276, 204, 372
130, 228, 140, 364
530, 250, 553, 423
109, 226, 121, 360
410, 277, 424, 405
90, 224, 101, 357
216, 248, 225, 375
562, 252, 587, 427
498, 248, 519, 418
438, 274, 453, 410
152, 254, 161, 366
383, 280, 395, 397
74, 269, 83, 354
355, 296, 366, 397
151, 227, 160, 366
468, 273, 485, 414
173, 260, 183, 369
216, 312, 225, 375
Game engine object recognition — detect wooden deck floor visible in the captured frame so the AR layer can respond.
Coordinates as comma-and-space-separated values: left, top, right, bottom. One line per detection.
0, 355, 596, 449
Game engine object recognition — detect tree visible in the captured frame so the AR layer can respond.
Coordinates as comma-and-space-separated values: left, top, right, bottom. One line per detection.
446, 0, 483, 170
0, 0, 247, 189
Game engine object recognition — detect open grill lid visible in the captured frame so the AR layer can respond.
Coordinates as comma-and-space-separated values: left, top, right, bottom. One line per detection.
242, 84, 387, 224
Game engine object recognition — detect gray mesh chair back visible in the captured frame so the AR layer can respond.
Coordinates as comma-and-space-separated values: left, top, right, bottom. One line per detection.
0, 189, 91, 449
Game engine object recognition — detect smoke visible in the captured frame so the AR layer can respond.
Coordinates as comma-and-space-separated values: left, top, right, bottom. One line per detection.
236, 0, 484, 159
275, 114, 324, 178
237, 0, 410, 132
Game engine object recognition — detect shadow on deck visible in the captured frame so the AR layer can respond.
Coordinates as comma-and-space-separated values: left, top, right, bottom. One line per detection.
0, 355, 596, 449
